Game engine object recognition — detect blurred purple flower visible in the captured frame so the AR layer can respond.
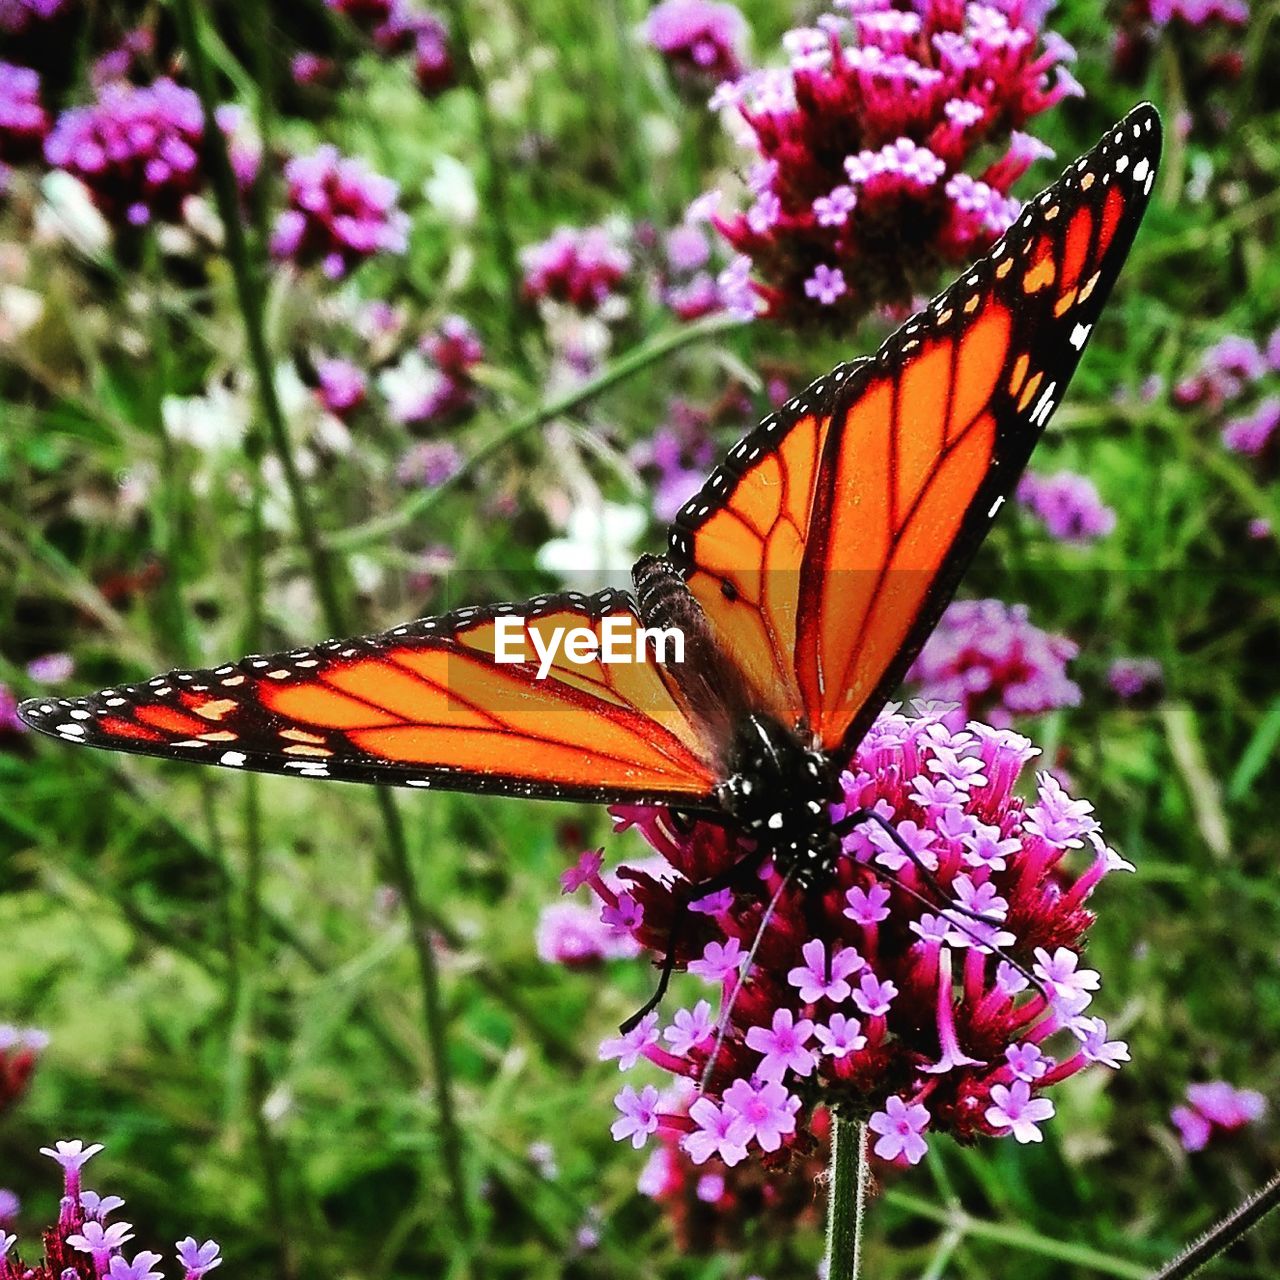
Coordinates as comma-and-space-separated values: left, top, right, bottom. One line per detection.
645, 0, 749, 91
0, 0, 66, 37
1221, 396, 1280, 457
1017, 470, 1117, 543
1172, 1081, 1266, 1152
1248, 517, 1272, 541
1149, 0, 1248, 24
0, 1191, 16, 1225
593, 706, 1129, 1169
908, 600, 1080, 727
271, 145, 409, 279
0, 684, 27, 738
521, 225, 632, 313
396, 440, 462, 487
315, 357, 368, 420
175, 1238, 221, 1280
1108, 657, 1164, 702
43, 78, 238, 229
25, 652, 74, 683
1175, 334, 1266, 410
0, 62, 48, 166
291, 52, 339, 88
709, 0, 1079, 325
0, 1027, 45, 1117
536, 901, 641, 967
630, 399, 718, 523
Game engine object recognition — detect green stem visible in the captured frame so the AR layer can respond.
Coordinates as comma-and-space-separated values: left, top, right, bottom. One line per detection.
825, 1115, 869, 1280
326, 309, 744, 553
885, 1191, 1149, 1279
172, 0, 472, 1242
1150, 1171, 1280, 1280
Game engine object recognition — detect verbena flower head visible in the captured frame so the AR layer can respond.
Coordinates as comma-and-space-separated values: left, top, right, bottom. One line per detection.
0, 1026, 47, 1117
630, 398, 719, 523
0, 0, 67, 37
1016, 470, 1117, 543
43, 78, 238, 229
639, 1097, 828, 1251
521, 225, 632, 313
908, 600, 1080, 727
2, 1139, 221, 1280
271, 145, 409, 279
1221, 396, 1280, 458
1108, 656, 1164, 703
645, 0, 749, 93
584, 705, 1129, 1170
1175, 334, 1267, 410
0, 62, 48, 166
537, 901, 642, 967
1171, 1081, 1266, 1152
314, 357, 368, 420
708, 0, 1079, 326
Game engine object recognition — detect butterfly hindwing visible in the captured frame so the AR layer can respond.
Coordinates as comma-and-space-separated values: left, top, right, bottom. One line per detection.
670, 103, 1161, 754
18, 591, 722, 804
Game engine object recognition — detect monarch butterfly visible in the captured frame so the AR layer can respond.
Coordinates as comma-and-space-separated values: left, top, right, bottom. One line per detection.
19, 107, 1160, 988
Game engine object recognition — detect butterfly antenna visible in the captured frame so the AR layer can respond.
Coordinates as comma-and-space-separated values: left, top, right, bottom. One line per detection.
696, 869, 794, 1098
836, 807, 1051, 1002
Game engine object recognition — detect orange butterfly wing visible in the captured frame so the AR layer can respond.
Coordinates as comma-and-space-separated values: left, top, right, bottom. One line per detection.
671, 104, 1160, 753
19, 591, 721, 804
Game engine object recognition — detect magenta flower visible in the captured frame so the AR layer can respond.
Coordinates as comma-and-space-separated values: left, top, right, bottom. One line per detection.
0, 0, 66, 37
1150, 0, 1249, 25
630, 399, 720, 523
645, 0, 749, 92
315, 357, 368, 420
1108, 657, 1164, 702
684, 1097, 752, 1165
613, 1084, 663, 1148
1016, 471, 1117, 544
175, 1238, 221, 1280
107, 1251, 164, 1280
0, 62, 47, 166
395, 440, 462, 488
709, 0, 1079, 325
1172, 1081, 1267, 1152
43, 78, 239, 229
1175, 334, 1266, 410
907, 599, 1081, 727
0, 1027, 44, 1116
271, 145, 409, 279
521, 225, 632, 313
536, 901, 641, 966
985, 1079, 1055, 1143
0, 1191, 16, 1225
593, 707, 1129, 1170
1221, 397, 1280, 457
868, 1096, 930, 1164
68, 1219, 136, 1271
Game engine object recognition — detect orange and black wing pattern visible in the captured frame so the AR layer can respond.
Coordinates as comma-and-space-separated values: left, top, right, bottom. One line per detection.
18, 591, 722, 805
670, 103, 1160, 755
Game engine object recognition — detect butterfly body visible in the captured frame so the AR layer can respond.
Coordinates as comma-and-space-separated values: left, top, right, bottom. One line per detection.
18, 106, 1163, 885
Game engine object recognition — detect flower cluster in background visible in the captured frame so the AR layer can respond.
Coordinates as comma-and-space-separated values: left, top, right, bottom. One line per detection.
272, 145, 410, 279
320, 0, 456, 97
908, 600, 1081, 728
1171, 1081, 1266, 1152
638, 1099, 828, 1254
0, 1140, 222, 1280
0, 62, 48, 174
40, 78, 236, 229
537, 900, 642, 966
577, 705, 1130, 1171
645, 0, 750, 96
379, 314, 485, 429
521, 224, 633, 315
1108, 656, 1164, 703
707, 0, 1080, 325
0, 1025, 46, 1115
1017, 470, 1117, 544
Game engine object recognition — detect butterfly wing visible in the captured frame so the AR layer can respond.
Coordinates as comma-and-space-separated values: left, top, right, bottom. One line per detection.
18, 590, 722, 805
670, 103, 1161, 753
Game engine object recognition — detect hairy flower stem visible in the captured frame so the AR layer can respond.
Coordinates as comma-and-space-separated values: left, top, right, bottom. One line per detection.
1150, 1171, 1280, 1280
826, 1115, 869, 1280
172, 0, 473, 1243
327, 308, 744, 552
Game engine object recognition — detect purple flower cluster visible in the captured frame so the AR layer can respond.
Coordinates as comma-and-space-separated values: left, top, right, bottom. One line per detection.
1, 1140, 222, 1280
537, 899, 641, 967
272, 145, 409, 279
576, 706, 1129, 1171
657, 215, 730, 322
645, 0, 749, 93
1221, 397, 1280, 458
630, 399, 719, 522
1016, 470, 1117, 544
380, 315, 484, 430
521, 225, 633, 313
1171, 1081, 1266, 1152
1175, 333, 1276, 411
0, 61, 48, 168
1149, 0, 1248, 22
708, 0, 1079, 325
0, 0, 65, 37
907, 601, 1081, 728
322, 0, 455, 96
1, 683, 27, 738
0, 1026, 46, 1116
1108, 657, 1164, 703
43, 78, 235, 228
315, 357, 369, 421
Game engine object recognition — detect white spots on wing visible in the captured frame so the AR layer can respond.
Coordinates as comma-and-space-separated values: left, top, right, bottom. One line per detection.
1133, 157, 1149, 184
1070, 322, 1092, 350
70, 709, 91, 720
407, 779, 433, 788
57, 723, 86, 738
1030, 381, 1058, 427
221, 750, 247, 766
1116, 154, 1129, 174
988, 495, 1006, 519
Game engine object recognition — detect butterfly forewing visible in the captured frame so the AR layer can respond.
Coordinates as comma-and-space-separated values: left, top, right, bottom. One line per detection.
669, 103, 1161, 754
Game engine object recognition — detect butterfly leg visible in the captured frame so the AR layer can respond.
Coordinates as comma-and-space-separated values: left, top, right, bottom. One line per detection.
619, 844, 770, 1034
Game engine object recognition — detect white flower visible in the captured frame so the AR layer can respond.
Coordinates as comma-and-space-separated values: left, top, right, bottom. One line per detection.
376, 351, 450, 425
423, 155, 479, 225
0, 285, 43, 343
162, 383, 248, 452
35, 172, 111, 257
535, 501, 648, 590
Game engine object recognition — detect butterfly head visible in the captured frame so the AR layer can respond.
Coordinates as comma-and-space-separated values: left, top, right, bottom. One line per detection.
715, 714, 840, 884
